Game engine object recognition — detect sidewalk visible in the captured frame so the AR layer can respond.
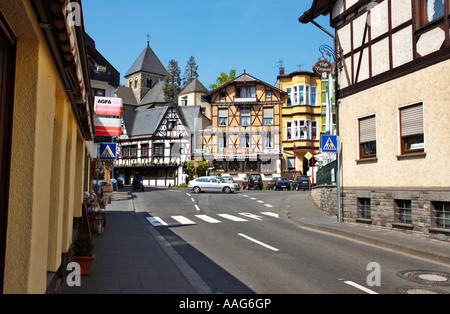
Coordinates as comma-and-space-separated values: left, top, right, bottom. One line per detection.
62, 189, 210, 294
283, 193, 450, 266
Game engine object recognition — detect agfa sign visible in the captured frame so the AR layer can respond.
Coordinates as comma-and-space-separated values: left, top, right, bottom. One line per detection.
313, 60, 333, 76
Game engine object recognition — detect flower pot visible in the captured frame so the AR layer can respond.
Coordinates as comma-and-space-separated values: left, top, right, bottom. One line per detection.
72, 254, 95, 275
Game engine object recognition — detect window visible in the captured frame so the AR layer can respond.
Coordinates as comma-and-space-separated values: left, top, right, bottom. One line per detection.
218, 135, 227, 149
394, 200, 412, 224
263, 107, 273, 125
399, 103, 424, 155
310, 86, 317, 106
286, 122, 292, 140
236, 86, 256, 98
147, 79, 153, 88
358, 115, 377, 159
266, 90, 272, 98
141, 144, 149, 157
218, 109, 228, 126
92, 88, 105, 97
286, 156, 295, 170
181, 96, 188, 106
286, 120, 318, 140
219, 92, 226, 100
358, 198, 371, 219
167, 120, 176, 131
431, 201, 450, 230
240, 134, 250, 148
121, 146, 130, 158
240, 108, 251, 126
418, 0, 446, 26
264, 133, 273, 148
286, 88, 292, 107
130, 145, 137, 158
153, 144, 164, 157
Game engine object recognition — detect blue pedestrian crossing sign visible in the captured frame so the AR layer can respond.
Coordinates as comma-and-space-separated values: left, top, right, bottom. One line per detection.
99, 143, 117, 160
321, 135, 338, 153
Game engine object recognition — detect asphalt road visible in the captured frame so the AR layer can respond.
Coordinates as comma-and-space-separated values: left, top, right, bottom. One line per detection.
132, 187, 450, 294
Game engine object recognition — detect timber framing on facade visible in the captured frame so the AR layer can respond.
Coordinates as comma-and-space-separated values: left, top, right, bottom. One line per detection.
200, 72, 287, 174
300, 0, 450, 241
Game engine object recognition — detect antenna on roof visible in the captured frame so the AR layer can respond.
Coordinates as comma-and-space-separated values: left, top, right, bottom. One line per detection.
147, 34, 150, 46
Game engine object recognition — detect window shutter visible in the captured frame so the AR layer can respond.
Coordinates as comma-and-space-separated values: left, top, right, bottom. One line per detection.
218, 109, 228, 117
401, 104, 423, 137
359, 115, 376, 143
263, 107, 273, 118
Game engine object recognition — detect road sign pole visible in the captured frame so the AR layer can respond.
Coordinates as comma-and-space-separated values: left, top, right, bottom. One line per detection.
337, 141, 341, 223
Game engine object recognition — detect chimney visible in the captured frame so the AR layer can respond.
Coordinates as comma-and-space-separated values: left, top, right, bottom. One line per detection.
279, 67, 285, 75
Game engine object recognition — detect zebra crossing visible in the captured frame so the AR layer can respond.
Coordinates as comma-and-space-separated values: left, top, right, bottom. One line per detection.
146, 211, 279, 227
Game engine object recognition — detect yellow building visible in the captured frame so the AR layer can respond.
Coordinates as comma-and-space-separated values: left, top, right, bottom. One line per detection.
277, 70, 322, 178
0, 0, 94, 293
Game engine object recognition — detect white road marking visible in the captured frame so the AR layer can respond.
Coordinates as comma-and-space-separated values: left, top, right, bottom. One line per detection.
194, 205, 201, 211
344, 281, 378, 294
186, 193, 191, 196
250, 197, 256, 200
191, 198, 195, 202
195, 215, 222, 224
172, 215, 196, 225
257, 200, 264, 203
242, 195, 249, 197
217, 214, 247, 222
261, 212, 279, 218
238, 233, 279, 252
239, 213, 263, 221
264, 204, 273, 208
147, 217, 168, 226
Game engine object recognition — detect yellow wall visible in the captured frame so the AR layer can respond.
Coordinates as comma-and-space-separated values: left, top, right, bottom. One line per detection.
278, 73, 322, 172
339, 59, 450, 188
2, 0, 88, 293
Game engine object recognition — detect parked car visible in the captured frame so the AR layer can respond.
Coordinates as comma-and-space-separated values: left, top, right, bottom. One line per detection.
188, 176, 241, 194
292, 176, 310, 191
242, 174, 263, 190
220, 175, 235, 183
267, 177, 291, 191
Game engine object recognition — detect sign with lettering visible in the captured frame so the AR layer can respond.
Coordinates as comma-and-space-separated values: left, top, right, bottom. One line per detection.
94, 97, 123, 116
313, 60, 333, 76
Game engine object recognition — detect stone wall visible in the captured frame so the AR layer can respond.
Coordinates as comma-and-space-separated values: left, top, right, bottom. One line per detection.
313, 185, 450, 242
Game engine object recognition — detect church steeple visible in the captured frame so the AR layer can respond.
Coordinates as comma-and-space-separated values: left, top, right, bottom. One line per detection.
125, 40, 168, 103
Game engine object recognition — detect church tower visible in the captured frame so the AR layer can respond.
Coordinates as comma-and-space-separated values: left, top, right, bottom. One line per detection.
125, 40, 167, 103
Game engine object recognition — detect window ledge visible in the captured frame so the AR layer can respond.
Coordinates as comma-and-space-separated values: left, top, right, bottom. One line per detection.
356, 157, 378, 163
429, 227, 450, 235
396, 152, 426, 160
392, 222, 414, 229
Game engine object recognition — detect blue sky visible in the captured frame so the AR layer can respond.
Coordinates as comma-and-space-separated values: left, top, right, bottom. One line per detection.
82, 0, 334, 88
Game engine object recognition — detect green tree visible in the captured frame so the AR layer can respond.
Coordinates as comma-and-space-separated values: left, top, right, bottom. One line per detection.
182, 56, 199, 88
209, 69, 236, 90
164, 59, 182, 103
186, 160, 209, 179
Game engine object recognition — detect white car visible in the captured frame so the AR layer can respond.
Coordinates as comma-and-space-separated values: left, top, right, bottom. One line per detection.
188, 176, 241, 193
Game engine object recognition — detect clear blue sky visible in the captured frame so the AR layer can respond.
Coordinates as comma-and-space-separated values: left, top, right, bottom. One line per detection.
82, 0, 334, 88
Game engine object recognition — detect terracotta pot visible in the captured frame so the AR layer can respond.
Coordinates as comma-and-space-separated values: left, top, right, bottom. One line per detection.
72, 254, 95, 275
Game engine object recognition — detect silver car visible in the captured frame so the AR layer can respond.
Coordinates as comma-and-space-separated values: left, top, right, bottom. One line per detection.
188, 176, 241, 194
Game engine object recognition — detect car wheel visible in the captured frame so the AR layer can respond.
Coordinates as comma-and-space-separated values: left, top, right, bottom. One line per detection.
193, 186, 201, 193
223, 186, 231, 194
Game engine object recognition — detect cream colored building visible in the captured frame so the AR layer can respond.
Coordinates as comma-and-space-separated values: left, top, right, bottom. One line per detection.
178, 78, 211, 119
0, 0, 95, 293
300, 0, 450, 240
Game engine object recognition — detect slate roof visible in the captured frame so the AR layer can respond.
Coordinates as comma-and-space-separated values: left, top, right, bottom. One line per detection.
125, 44, 168, 77
179, 78, 209, 96
139, 80, 166, 106
115, 86, 138, 106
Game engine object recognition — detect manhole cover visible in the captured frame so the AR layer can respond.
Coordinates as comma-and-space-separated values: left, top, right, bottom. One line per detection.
395, 286, 448, 294
396, 270, 450, 286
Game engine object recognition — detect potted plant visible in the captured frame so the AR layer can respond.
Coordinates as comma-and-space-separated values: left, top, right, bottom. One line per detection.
72, 234, 95, 275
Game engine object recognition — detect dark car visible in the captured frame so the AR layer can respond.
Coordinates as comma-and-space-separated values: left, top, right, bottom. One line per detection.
268, 177, 291, 191
242, 174, 263, 190
293, 176, 310, 191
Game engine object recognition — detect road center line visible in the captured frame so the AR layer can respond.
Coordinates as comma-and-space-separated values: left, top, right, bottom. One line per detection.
194, 204, 200, 211
238, 233, 280, 252
344, 281, 378, 294
191, 198, 195, 202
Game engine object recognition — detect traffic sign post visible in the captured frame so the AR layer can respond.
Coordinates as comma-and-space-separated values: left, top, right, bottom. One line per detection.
193, 161, 199, 177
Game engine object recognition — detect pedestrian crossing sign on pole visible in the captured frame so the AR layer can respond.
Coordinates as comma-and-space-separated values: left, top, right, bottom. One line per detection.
320, 135, 338, 153
99, 143, 117, 160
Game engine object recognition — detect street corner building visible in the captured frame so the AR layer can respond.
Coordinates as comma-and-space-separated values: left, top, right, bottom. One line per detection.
300, 0, 450, 240
0, 0, 95, 293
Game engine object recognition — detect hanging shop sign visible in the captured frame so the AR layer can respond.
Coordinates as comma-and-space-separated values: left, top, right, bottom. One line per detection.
94, 117, 122, 137
312, 60, 333, 76
94, 97, 123, 116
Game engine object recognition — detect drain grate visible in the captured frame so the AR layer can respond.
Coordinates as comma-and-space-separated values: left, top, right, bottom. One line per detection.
396, 270, 450, 286
395, 286, 449, 294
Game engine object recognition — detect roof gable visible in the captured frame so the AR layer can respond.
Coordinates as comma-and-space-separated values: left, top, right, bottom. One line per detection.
179, 78, 209, 96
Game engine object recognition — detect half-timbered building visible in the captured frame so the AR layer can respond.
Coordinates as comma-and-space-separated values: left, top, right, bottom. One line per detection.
300, 0, 450, 240
115, 105, 211, 186
200, 72, 287, 179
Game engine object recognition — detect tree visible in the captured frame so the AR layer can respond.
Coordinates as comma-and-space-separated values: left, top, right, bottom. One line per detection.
182, 56, 199, 88
164, 59, 182, 104
209, 69, 236, 90
186, 160, 209, 179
